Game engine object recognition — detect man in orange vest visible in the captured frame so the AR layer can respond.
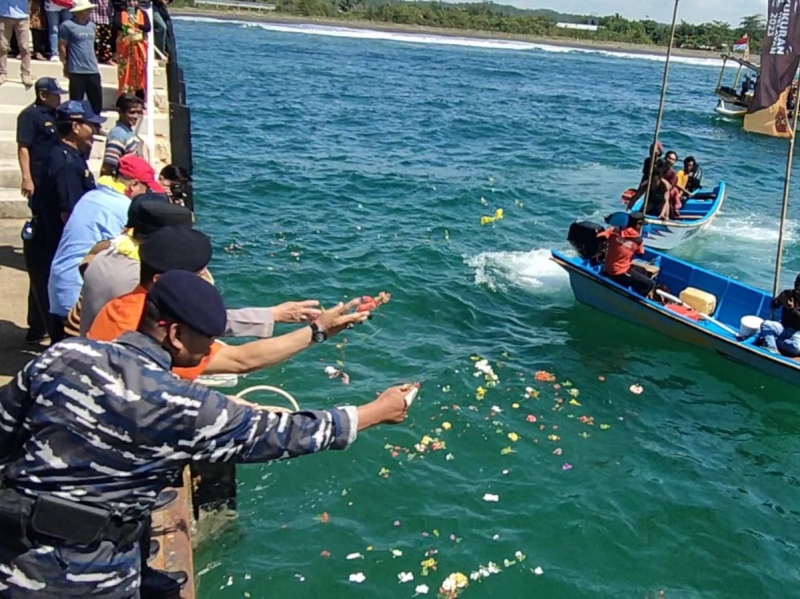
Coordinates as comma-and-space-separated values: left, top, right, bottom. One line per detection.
88, 225, 368, 379
597, 212, 654, 296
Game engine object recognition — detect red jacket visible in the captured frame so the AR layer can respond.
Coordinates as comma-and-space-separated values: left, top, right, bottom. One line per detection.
597, 227, 645, 276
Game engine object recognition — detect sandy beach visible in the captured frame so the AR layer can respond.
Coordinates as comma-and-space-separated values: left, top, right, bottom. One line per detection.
173, 8, 737, 61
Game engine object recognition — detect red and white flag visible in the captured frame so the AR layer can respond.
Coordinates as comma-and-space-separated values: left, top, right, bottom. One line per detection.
733, 34, 749, 52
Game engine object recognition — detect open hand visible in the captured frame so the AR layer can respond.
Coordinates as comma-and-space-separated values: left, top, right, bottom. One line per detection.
272, 300, 321, 324
316, 299, 370, 337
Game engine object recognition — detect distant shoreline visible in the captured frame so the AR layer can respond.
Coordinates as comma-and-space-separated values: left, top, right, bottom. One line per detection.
173, 8, 737, 62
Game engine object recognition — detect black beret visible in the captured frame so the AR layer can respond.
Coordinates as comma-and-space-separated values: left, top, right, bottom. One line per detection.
148, 270, 227, 338
127, 197, 192, 235
139, 226, 212, 274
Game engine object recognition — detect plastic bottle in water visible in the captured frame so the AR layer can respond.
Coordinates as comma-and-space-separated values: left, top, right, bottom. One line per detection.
21, 221, 33, 241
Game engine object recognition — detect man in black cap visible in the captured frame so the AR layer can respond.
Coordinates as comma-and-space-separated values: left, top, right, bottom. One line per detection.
17, 77, 69, 343
597, 211, 654, 296
0, 270, 414, 597
89, 226, 353, 384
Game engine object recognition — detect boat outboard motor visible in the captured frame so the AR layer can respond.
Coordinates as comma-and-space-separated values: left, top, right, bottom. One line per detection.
567, 221, 607, 265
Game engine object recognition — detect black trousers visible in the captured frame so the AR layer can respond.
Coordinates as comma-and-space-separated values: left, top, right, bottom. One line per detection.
22, 233, 48, 338
69, 73, 104, 115
610, 268, 654, 296
23, 226, 65, 343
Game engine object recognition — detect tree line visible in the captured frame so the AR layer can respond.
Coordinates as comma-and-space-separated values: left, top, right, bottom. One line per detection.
269, 0, 767, 52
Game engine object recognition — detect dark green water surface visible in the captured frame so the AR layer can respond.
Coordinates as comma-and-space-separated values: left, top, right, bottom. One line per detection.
174, 18, 800, 598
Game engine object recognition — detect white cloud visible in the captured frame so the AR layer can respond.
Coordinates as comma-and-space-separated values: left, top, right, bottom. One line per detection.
511, 0, 768, 25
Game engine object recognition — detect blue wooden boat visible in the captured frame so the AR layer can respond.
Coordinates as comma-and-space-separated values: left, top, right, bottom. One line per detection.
625, 182, 727, 251
551, 237, 800, 386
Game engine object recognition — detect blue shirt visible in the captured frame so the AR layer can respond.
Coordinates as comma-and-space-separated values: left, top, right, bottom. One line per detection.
0, 0, 27, 19
59, 19, 99, 75
48, 181, 130, 317
0, 331, 357, 597
103, 122, 141, 169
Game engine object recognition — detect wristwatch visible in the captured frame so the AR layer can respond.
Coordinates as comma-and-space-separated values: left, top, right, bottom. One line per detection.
310, 321, 328, 344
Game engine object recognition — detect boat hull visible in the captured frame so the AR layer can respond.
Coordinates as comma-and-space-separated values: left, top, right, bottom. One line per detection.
553, 253, 800, 387
714, 98, 747, 118
629, 183, 727, 251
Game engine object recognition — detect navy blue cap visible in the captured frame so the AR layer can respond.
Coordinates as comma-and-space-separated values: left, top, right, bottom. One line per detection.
127, 197, 191, 235
139, 226, 212, 274
56, 99, 107, 125
148, 271, 227, 338
35, 77, 67, 94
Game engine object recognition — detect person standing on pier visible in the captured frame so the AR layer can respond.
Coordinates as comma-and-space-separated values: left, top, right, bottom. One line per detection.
115, 0, 149, 99
0, 271, 413, 597
34, 99, 103, 341
101, 92, 143, 176
0, 0, 34, 86
16, 77, 67, 343
59, 0, 104, 115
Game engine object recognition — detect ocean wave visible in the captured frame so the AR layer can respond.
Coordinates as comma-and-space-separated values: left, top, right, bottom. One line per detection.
176, 16, 722, 67
706, 214, 799, 245
465, 248, 569, 292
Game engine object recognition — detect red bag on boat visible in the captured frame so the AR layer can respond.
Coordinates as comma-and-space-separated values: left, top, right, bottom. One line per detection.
51, 0, 75, 8
666, 304, 701, 321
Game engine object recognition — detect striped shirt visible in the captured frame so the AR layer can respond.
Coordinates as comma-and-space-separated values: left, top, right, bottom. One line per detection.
102, 122, 141, 170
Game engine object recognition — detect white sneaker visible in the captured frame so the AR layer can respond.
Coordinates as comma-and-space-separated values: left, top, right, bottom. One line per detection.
49, 56, 60, 62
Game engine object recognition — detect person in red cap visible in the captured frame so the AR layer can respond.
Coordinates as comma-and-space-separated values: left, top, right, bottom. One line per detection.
48, 155, 165, 333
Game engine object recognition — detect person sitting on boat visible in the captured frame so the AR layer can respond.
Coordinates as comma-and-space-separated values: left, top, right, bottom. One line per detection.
756, 275, 800, 357
677, 156, 703, 193
596, 212, 654, 296
627, 159, 676, 220
640, 141, 663, 184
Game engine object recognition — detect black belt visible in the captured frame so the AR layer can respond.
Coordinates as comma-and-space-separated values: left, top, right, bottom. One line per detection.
0, 487, 143, 550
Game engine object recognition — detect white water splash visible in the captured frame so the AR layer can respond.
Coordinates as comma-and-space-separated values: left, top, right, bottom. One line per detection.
706, 215, 799, 244
466, 248, 569, 292
177, 17, 722, 67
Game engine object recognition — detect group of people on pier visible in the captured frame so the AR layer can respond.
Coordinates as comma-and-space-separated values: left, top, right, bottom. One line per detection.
0, 71, 414, 598
0, 0, 172, 105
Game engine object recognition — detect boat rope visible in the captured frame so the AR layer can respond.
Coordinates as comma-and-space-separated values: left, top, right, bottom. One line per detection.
235, 385, 301, 413
642, 0, 681, 217
772, 70, 800, 301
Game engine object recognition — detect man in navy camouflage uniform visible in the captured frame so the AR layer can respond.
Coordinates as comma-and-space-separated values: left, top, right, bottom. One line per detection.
0, 271, 411, 597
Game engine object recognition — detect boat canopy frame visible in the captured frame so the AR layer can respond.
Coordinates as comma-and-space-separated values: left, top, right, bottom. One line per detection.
715, 53, 760, 104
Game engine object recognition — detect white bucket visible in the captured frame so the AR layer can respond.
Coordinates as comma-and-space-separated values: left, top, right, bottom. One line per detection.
739, 315, 764, 339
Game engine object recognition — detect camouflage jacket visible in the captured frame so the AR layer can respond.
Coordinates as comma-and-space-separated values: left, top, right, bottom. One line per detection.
0, 331, 357, 597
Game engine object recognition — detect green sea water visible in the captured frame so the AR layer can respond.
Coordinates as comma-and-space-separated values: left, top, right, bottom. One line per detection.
174, 18, 800, 598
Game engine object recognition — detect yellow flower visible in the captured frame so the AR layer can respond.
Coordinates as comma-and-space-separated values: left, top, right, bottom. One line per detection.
507, 432, 520, 442
442, 422, 452, 431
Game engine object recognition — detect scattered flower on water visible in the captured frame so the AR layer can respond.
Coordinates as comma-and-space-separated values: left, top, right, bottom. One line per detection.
533, 566, 544, 576
483, 493, 499, 502
349, 573, 366, 583
630, 384, 644, 395
415, 584, 430, 595
398, 572, 414, 583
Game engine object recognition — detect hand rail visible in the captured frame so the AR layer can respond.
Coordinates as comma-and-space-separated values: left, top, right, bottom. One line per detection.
145, 5, 156, 164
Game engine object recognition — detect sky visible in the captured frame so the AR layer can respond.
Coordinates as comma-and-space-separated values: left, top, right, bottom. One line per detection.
520, 0, 768, 25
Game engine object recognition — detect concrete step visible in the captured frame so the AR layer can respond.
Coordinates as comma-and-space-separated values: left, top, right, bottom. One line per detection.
0, 157, 103, 189
2, 58, 167, 89
0, 188, 30, 219
0, 131, 105, 161
0, 105, 170, 137
0, 80, 169, 114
